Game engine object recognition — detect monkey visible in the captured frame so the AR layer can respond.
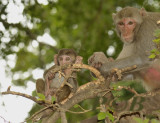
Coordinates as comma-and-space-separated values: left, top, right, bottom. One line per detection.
36, 78, 45, 95
139, 59, 160, 91
36, 49, 83, 102
88, 7, 160, 91
84, 7, 160, 123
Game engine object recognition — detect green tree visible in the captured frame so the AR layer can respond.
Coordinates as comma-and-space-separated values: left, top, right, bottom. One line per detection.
0, 0, 160, 122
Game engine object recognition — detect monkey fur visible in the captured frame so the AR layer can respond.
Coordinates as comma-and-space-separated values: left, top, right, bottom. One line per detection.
36, 49, 83, 102
88, 7, 160, 91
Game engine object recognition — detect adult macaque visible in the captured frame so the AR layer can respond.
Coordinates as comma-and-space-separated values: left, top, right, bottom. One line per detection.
36, 49, 83, 102
139, 59, 160, 90
88, 7, 160, 91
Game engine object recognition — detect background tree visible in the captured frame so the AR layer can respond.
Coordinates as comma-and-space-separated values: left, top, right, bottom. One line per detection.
0, 0, 160, 122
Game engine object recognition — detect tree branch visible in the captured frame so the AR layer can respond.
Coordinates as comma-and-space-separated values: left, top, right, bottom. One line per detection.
1, 64, 138, 123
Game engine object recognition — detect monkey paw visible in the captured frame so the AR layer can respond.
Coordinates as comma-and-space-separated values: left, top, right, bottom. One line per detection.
88, 52, 109, 69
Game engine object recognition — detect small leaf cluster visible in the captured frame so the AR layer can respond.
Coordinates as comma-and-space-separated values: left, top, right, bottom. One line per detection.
98, 112, 114, 122
149, 29, 160, 59
37, 93, 56, 103
149, 49, 160, 59
134, 117, 159, 123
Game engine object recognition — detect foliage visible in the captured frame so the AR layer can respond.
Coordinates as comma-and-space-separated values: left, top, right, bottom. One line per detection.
98, 112, 114, 122
134, 117, 149, 123
134, 117, 160, 123
37, 93, 45, 101
111, 81, 146, 100
0, 0, 160, 122
51, 96, 56, 103
73, 104, 79, 108
149, 29, 160, 59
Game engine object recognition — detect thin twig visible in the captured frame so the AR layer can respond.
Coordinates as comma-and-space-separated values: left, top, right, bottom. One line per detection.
60, 108, 92, 114
1, 89, 49, 105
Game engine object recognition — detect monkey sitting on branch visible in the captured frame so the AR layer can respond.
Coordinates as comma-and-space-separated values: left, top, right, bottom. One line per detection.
88, 7, 160, 91
36, 49, 83, 103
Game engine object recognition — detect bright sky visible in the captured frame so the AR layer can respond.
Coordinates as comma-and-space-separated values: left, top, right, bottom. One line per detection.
0, 0, 56, 123
0, 64, 35, 123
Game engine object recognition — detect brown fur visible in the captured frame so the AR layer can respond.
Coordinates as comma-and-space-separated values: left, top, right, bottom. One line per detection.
36, 49, 82, 102
100, 7, 160, 75
89, 7, 160, 90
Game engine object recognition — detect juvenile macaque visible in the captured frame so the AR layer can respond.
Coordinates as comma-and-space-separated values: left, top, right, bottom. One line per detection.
36, 49, 83, 102
88, 7, 160, 91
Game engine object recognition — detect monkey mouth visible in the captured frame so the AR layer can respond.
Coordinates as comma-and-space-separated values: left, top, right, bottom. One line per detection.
122, 35, 133, 43
125, 37, 132, 41
122, 37, 133, 44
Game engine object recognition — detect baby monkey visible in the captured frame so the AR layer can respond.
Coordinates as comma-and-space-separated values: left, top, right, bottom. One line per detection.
36, 49, 83, 102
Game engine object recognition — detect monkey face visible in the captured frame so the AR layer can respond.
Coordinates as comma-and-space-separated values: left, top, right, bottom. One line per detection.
58, 55, 72, 66
117, 18, 136, 44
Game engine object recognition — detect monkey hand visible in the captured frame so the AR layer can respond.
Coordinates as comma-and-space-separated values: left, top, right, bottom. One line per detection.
46, 71, 55, 80
108, 57, 114, 62
88, 52, 109, 70
75, 56, 83, 64
45, 89, 50, 97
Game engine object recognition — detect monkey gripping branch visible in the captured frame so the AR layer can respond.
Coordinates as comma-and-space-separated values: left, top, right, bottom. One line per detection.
1, 63, 145, 123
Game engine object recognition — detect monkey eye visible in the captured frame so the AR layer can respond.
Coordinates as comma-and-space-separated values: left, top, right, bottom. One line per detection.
66, 57, 70, 61
128, 21, 133, 25
118, 22, 124, 26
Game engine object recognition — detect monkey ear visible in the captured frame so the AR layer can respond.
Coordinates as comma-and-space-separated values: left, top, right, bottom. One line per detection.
54, 54, 59, 65
140, 8, 147, 16
112, 13, 116, 20
75, 56, 83, 64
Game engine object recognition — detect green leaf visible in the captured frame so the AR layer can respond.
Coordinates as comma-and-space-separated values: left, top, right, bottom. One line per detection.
133, 117, 144, 123
37, 93, 45, 100
153, 39, 160, 43
149, 54, 156, 59
154, 29, 160, 37
150, 49, 157, 53
134, 117, 149, 123
151, 119, 160, 123
98, 112, 107, 120
51, 96, 56, 103
106, 112, 114, 122
155, 51, 160, 55
112, 84, 118, 90
74, 104, 79, 108
144, 119, 149, 123
107, 107, 114, 112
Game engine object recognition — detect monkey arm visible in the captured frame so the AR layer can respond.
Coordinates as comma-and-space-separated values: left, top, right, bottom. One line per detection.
44, 76, 51, 97
100, 54, 151, 77
43, 65, 58, 97
65, 72, 78, 93
43, 65, 58, 79
67, 78, 78, 93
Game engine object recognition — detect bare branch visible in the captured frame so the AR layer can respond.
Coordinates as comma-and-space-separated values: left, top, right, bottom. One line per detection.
1, 86, 54, 106
60, 110, 67, 123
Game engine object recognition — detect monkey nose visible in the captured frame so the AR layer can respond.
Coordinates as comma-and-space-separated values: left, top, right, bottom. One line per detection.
124, 26, 128, 31
62, 61, 65, 64
122, 33, 128, 37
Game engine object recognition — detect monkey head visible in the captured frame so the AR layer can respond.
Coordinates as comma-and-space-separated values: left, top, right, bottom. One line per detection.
54, 49, 83, 66
112, 7, 147, 44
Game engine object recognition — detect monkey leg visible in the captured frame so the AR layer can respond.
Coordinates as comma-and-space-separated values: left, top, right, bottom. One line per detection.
56, 85, 71, 102
36, 78, 45, 95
